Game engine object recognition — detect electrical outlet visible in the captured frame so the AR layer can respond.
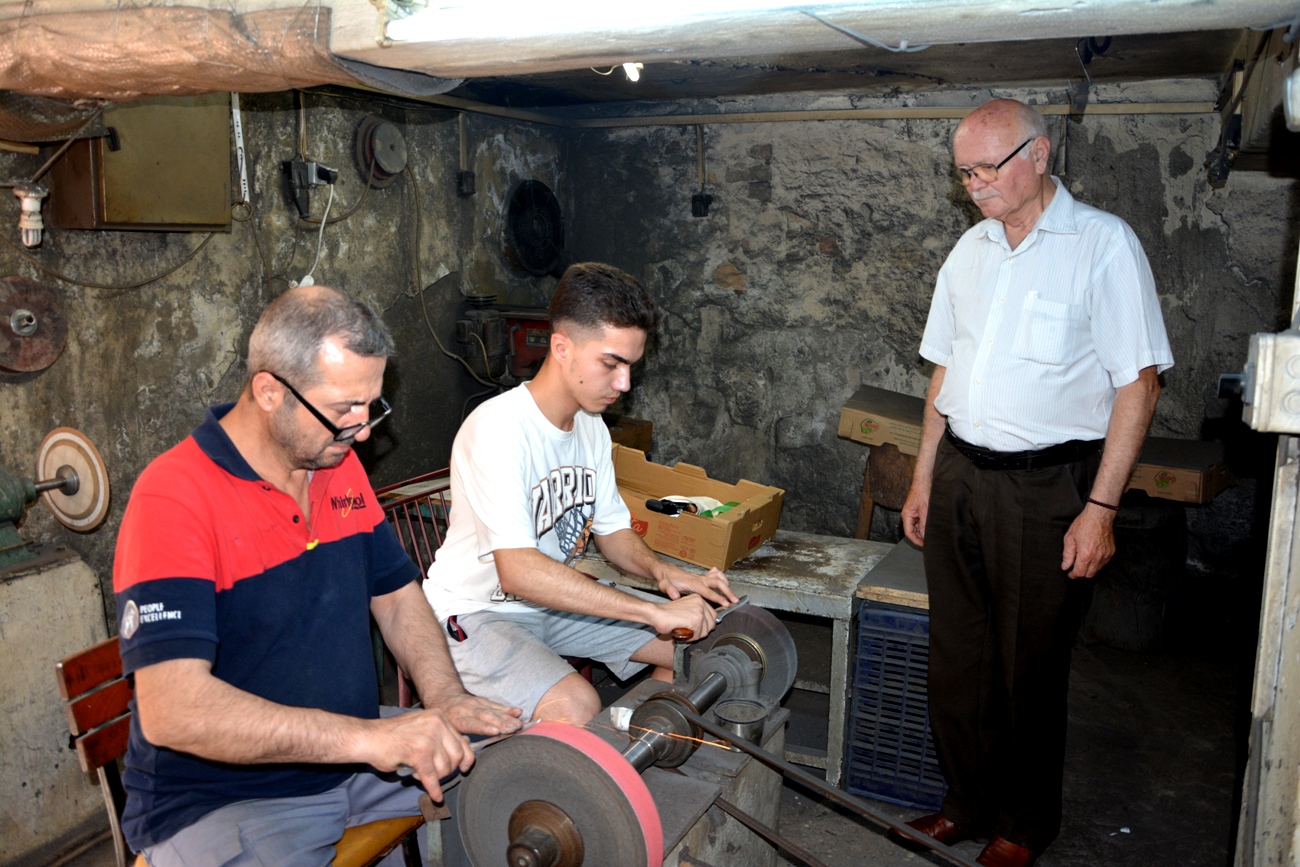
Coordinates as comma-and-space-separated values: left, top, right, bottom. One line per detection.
284, 160, 338, 218
1234, 331, 1300, 434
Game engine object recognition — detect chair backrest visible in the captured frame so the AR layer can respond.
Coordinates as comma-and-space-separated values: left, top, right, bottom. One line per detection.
54, 639, 424, 867
55, 637, 133, 867
376, 469, 453, 708
375, 469, 452, 577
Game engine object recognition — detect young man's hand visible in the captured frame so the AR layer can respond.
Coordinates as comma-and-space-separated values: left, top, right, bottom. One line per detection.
657, 565, 738, 607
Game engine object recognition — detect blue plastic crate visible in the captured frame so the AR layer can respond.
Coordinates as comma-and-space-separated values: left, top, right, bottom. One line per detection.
844, 601, 947, 811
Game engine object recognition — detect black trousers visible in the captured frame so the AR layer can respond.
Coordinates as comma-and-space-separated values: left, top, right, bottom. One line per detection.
923, 436, 1099, 852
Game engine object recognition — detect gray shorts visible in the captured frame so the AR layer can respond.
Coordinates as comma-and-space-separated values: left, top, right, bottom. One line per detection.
445, 606, 659, 719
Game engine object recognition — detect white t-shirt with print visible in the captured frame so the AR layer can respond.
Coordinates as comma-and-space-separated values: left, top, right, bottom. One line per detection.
423, 383, 631, 623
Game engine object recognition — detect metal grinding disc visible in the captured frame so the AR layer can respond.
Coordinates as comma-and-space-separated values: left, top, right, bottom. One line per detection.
355, 115, 407, 189
38, 427, 110, 531
0, 276, 66, 373
458, 721, 662, 867
692, 605, 798, 703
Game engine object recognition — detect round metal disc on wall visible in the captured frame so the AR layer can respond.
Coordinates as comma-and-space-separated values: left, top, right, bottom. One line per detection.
0, 277, 66, 373
38, 427, 110, 532
458, 722, 662, 867
692, 606, 799, 702
355, 115, 407, 189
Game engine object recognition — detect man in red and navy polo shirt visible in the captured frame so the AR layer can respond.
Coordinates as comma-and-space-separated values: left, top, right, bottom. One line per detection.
113, 285, 521, 866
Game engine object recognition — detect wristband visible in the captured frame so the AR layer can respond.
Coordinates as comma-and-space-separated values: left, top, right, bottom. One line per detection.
1086, 497, 1120, 512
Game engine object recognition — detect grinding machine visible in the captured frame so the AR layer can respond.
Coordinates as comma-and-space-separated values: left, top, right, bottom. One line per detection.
455, 604, 797, 867
452, 604, 984, 867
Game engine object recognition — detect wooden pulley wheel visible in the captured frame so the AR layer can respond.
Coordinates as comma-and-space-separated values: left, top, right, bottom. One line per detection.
458, 721, 662, 867
38, 427, 110, 531
0, 276, 66, 373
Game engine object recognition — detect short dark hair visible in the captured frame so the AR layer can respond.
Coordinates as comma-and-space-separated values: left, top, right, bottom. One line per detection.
548, 262, 660, 335
247, 285, 395, 388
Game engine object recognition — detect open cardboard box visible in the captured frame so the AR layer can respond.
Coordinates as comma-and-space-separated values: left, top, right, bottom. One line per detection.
612, 444, 784, 570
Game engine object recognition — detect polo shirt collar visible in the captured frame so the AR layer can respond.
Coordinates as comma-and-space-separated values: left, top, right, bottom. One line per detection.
974, 175, 1077, 244
192, 403, 262, 482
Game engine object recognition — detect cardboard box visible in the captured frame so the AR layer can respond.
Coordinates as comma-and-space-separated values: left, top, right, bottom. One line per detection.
837, 385, 925, 455
839, 385, 1234, 505
603, 414, 653, 454
1127, 437, 1235, 504
612, 444, 784, 570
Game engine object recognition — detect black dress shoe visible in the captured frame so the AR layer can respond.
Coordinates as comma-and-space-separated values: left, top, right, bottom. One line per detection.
888, 812, 981, 849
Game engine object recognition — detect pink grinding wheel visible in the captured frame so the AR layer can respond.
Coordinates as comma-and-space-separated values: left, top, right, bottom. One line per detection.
457, 720, 664, 866
526, 722, 663, 866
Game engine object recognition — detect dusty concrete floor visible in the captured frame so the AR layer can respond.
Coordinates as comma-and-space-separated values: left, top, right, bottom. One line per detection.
48, 561, 1252, 867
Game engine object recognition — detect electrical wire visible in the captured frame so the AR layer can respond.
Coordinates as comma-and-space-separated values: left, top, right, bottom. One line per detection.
298, 182, 334, 285
404, 164, 503, 390
0, 232, 214, 293
1250, 16, 1300, 43
231, 199, 272, 302
801, 10, 929, 53
469, 330, 493, 376
299, 155, 377, 225
29, 106, 106, 184
461, 385, 498, 421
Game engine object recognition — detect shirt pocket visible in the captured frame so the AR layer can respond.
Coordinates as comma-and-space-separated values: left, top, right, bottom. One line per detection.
1013, 293, 1087, 365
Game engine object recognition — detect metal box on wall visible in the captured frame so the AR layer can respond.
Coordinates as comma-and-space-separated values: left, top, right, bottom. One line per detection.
48, 94, 230, 231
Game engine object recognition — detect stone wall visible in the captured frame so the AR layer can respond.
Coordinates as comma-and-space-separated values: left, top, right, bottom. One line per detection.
0, 91, 566, 627
565, 84, 1299, 540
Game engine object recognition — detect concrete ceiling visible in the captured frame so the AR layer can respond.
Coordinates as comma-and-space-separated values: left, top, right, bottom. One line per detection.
445, 29, 1246, 112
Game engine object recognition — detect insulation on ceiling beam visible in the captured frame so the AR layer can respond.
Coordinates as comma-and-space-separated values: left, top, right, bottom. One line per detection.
0, 3, 460, 104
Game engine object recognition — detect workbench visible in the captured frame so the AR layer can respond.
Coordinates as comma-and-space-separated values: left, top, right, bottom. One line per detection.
581, 529, 892, 787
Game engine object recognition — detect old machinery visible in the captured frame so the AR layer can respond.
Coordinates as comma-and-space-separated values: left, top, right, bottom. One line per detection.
457, 606, 797, 867
0, 277, 66, 374
1, 427, 110, 570
456, 602, 980, 867
455, 294, 509, 380
355, 115, 408, 188
455, 298, 551, 381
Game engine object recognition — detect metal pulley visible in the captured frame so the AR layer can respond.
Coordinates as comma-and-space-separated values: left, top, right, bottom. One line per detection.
355, 115, 408, 188
0, 277, 66, 373
458, 606, 799, 867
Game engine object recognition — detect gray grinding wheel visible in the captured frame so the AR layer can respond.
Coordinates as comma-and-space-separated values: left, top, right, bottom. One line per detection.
458, 721, 662, 867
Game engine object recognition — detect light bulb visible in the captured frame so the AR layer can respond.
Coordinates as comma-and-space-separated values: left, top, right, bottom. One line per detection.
13, 183, 47, 248
623, 62, 643, 82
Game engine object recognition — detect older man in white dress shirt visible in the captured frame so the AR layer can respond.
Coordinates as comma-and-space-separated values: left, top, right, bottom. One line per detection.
897, 99, 1172, 867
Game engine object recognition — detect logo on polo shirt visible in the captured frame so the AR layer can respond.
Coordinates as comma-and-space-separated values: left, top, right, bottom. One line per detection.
330, 488, 368, 516
120, 600, 139, 640
120, 600, 182, 639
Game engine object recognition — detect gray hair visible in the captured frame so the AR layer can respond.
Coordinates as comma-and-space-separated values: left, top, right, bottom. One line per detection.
1014, 102, 1049, 153
246, 286, 395, 388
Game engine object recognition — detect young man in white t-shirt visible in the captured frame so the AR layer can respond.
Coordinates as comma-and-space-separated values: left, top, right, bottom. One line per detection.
425, 262, 738, 724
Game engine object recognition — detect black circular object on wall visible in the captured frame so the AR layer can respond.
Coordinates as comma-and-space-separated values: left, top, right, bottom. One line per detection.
503, 179, 565, 277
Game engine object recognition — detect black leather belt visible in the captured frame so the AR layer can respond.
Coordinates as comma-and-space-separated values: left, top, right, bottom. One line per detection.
945, 427, 1103, 471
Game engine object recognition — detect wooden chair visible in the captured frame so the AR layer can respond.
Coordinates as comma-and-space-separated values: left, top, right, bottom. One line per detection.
855, 442, 918, 541
376, 468, 594, 693
55, 638, 424, 867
